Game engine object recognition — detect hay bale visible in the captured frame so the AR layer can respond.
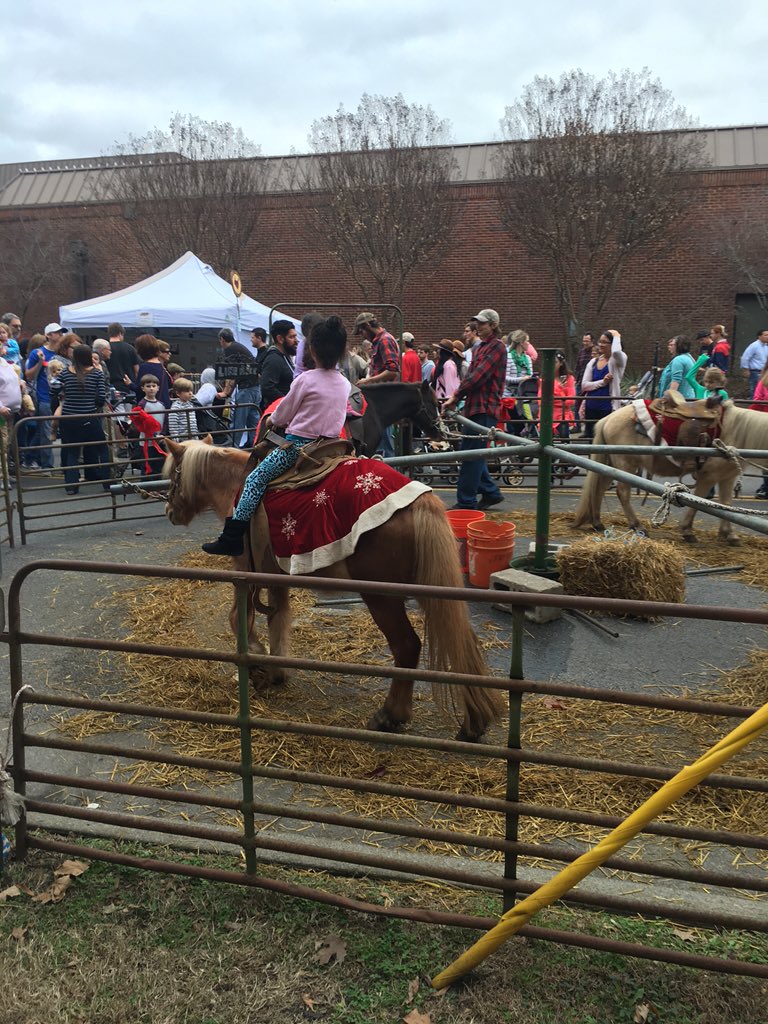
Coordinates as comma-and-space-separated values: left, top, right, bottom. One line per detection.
556, 535, 685, 609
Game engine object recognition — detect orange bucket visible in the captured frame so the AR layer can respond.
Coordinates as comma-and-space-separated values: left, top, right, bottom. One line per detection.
467, 520, 516, 588
445, 509, 486, 572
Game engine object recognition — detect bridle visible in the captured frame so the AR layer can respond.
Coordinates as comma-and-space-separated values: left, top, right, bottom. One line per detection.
163, 458, 183, 508
413, 387, 443, 439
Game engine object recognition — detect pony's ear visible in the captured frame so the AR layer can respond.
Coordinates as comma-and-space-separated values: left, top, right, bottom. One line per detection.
165, 437, 185, 456
201, 433, 213, 445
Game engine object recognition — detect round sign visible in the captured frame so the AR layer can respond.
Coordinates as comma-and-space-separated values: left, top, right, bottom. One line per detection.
230, 271, 242, 297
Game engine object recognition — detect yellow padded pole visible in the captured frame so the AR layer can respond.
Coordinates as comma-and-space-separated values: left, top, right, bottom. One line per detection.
432, 700, 768, 989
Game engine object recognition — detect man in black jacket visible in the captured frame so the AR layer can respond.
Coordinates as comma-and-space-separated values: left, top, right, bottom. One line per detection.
217, 328, 260, 447
260, 319, 298, 407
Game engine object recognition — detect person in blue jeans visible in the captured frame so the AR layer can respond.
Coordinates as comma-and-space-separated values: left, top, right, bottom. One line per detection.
24, 322, 68, 469
441, 308, 507, 511
217, 328, 261, 448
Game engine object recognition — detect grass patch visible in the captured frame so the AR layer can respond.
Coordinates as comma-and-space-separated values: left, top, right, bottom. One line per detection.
1, 842, 766, 1023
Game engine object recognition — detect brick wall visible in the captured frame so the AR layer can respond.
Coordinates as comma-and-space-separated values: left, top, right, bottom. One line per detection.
3, 166, 767, 378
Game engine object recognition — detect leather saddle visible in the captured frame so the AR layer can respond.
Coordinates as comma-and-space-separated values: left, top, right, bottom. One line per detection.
649, 390, 723, 422
247, 434, 357, 492
645, 391, 723, 464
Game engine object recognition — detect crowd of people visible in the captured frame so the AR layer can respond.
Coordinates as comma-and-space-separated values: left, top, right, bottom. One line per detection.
1, 308, 767, 507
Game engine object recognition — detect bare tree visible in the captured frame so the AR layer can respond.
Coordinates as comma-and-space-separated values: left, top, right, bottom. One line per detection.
304, 94, 457, 309
0, 217, 78, 319
497, 69, 705, 341
718, 213, 768, 311
107, 113, 266, 276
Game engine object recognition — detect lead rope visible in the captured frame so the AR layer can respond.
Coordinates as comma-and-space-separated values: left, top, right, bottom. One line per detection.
652, 480, 768, 527
1, 685, 33, 826
118, 478, 169, 502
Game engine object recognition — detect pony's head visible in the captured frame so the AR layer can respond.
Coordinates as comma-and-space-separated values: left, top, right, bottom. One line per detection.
163, 436, 247, 525
414, 380, 443, 440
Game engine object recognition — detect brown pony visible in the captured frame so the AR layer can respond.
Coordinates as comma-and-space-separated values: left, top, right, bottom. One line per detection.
162, 438, 504, 741
573, 401, 768, 543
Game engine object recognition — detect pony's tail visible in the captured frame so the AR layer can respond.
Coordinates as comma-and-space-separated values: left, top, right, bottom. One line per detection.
572, 419, 611, 528
412, 493, 504, 737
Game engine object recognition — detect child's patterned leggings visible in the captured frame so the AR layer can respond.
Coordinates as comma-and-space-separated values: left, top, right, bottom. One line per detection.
232, 435, 313, 522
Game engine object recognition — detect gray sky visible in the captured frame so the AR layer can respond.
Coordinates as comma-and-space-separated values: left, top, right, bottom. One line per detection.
3, 0, 767, 164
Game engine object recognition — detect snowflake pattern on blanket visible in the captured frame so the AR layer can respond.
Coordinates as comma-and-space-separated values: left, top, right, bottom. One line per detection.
262, 458, 431, 575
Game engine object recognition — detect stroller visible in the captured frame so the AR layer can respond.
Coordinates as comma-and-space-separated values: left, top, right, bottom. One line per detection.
500, 376, 540, 441
623, 368, 655, 402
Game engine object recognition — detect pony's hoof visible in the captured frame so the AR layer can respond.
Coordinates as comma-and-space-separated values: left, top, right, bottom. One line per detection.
592, 522, 605, 533
455, 727, 483, 743
249, 669, 273, 693
681, 534, 698, 544
723, 535, 741, 547
267, 671, 289, 687
366, 709, 407, 733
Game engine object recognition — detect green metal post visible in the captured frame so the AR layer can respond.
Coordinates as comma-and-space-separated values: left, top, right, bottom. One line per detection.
235, 582, 257, 875
534, 348, 557, 572
503, 609, 524, 912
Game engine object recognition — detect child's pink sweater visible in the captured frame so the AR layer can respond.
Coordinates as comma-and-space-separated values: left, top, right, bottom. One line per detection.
270, 368, 351, 439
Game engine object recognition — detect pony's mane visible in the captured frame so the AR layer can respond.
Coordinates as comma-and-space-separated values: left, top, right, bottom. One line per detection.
176, 442, 248, 511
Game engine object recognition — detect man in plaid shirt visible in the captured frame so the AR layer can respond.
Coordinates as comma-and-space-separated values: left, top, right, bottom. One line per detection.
355, 311, 400, 456
442, 308, 507, 510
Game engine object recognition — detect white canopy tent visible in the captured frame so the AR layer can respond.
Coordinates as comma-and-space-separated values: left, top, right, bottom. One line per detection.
59, 251, 298, 350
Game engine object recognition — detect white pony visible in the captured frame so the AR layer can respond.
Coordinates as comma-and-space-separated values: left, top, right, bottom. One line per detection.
573, 401, 768, 543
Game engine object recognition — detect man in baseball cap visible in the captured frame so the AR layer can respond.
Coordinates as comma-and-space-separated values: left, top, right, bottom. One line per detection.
24, 324, 69, 471
471, 309, 500, 325
354, 312, 400, 456
44, 323, 68, 337
442, 307, 507, 510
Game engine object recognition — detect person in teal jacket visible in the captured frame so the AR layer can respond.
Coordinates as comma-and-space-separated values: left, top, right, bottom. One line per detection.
683, 354, 729, 401
658, 335, 696, 398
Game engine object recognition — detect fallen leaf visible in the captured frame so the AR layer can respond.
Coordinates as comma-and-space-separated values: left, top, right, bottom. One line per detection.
11, 926, 28, 941
17, 884, 35, 896
50, 875, 73, 902
432, 987, 448, 999
301, 993, 316, 1011
54, 859, 89, 878
405, 977, 420, 1004
32, 875, 72, 904
671, 927, 697, 942
0, 885, 22, 901
314, 933, 347, 965
223, 920, 243, 932
542, 697, 566, 710
633, 1002, 652, 1023
366, 764, 387, 778
403, 1010, 431, 1024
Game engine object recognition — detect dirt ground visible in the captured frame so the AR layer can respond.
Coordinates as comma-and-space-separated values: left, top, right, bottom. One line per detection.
1, 481, 768, 960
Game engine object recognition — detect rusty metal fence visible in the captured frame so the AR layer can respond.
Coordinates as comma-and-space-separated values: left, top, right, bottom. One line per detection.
7, 405, 258, 542
3, 559, 768, 977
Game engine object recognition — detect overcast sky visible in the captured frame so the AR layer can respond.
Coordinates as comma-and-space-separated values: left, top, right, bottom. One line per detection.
3, 0, 767, 164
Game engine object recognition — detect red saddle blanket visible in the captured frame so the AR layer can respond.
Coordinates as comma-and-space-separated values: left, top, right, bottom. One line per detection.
262, 458, 431, 574
633, 400, 721, 447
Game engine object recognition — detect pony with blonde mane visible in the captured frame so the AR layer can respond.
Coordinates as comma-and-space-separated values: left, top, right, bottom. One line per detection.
163, 437, 504, 741
573, 401, 768, 543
